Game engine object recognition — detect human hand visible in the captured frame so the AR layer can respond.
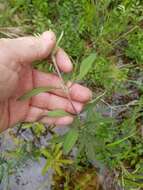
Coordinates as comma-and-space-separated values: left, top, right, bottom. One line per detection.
0, 31, 92, 131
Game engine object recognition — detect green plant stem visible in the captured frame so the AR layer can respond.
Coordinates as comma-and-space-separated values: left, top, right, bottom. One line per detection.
112, 25, 139, 45
51, 32, 81, 119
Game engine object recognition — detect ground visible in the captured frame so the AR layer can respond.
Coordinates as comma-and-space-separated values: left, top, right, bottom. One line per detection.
0, 1, 143, 190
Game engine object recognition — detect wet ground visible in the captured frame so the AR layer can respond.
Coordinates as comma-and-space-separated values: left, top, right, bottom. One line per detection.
0, 126, 69, 190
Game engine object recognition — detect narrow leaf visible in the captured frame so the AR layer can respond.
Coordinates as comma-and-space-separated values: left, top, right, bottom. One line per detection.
42, 160, 51, 175
78, 53, 96, 80
18, 87, 57, 101
47, 109, 70, 118
49, 134, 67, 144
63, 127, 79, 155
21, 123, 33, 129
86, 142, 96, 161
106, 132, 136, 147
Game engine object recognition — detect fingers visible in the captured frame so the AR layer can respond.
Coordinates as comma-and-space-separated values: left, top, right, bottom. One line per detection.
40, 116, 73, 125
31, 92, 83, 114
25, 106, 74, 125
33, 70, 92, 102
0, 30, 74, 73
0, 31, 56, 64
55, 48, 73, 72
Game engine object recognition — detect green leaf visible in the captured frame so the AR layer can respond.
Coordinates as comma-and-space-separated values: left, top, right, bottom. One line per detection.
18, 86, 56, 101
41, 148, 51, 158
50, 134, 67, 144
86, 142, 96, 161
63, 127, 79, 155
42, 160, 51, 175
106, 132, 136, 147
22, 123, 33, 129
47, 109, 70, 118
78, 53, 96, 80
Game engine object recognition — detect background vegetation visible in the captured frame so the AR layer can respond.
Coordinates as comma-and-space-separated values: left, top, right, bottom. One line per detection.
0, 0, 143, 190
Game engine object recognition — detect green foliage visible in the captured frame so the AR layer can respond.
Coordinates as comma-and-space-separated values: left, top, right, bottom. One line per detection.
77, 112, 115, 165
63, 127, 79, 155
125, 29, 143, 64
41, 143, 72, 176
48, 96, 143, 188
18, 86, 57, 101
86, 56, 128, 90
0, 142, 38, 190
77, 53, 96, 81
74, 98, 143, 189
47, 109, 70, 118
32, 123, 46, 138
22, 122, 46, 137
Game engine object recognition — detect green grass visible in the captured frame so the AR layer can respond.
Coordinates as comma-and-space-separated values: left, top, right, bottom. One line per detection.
0, 0, 143, 190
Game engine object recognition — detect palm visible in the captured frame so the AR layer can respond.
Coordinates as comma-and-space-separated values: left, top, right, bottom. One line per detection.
8, 65, 33, 128
0, 31, 91, 131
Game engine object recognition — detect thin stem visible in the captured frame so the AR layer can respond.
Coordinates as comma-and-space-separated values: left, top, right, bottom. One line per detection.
56, 31, 64, 48
89, 90, 107, 104
51, 32, 81, 118
51, 54, 80, 116
111, 25, 139, 45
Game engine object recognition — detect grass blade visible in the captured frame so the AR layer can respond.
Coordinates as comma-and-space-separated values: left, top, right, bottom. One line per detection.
106, 132, 136, 147
47, 109, 70, 118
18, 87, 57, 101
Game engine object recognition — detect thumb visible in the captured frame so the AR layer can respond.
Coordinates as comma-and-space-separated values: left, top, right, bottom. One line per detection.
0, 30, 56, 64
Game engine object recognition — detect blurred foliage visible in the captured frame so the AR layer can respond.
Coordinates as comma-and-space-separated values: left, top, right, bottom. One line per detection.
125, 29, 143, 64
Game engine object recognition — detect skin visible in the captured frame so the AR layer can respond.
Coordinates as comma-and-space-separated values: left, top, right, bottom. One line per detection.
0, 31, 92, 131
